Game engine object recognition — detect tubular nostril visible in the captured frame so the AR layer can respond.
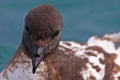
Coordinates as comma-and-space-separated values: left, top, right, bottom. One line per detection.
35, 54, 40, 57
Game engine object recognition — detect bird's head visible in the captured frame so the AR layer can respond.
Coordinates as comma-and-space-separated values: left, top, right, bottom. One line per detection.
23, 4, 63, 73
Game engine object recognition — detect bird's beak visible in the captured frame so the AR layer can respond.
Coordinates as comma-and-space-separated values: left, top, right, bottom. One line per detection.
31, 45, 47, 73
24, 31, 48, 73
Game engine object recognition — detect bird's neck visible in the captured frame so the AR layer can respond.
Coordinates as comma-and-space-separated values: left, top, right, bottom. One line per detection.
8, 42, 32, 69
0, 42, 34, 80
1, 41, 60, 80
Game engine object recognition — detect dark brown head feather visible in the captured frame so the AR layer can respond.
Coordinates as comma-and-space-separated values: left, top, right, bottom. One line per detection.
25, 4, 63, 40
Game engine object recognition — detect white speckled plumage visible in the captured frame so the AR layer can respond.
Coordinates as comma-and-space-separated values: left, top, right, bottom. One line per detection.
1, 3, 120, 80
59, 33, 120, 80
1, 33, 120, 80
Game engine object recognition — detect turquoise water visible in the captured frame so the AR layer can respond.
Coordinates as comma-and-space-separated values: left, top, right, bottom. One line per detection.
0, 0, 120, 71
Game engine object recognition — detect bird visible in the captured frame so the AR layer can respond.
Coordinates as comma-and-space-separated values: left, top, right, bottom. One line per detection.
1, 4, 120, 80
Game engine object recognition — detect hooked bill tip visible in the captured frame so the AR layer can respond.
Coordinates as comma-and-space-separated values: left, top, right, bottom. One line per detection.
32, 67, 36, 74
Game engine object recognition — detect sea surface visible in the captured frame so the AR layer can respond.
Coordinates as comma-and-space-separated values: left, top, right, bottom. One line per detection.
0, 0, 120, 71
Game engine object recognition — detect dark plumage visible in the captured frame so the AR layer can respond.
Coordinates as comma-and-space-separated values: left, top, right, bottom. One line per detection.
23, 4, 63, 73
1, 4, 120, 80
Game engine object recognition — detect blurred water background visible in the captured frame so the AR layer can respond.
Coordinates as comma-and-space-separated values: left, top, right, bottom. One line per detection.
0, 0, 120, 71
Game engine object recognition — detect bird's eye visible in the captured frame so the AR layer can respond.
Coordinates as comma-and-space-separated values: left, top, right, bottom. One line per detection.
25, 26, 29, 32
53, 30, 60, 38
